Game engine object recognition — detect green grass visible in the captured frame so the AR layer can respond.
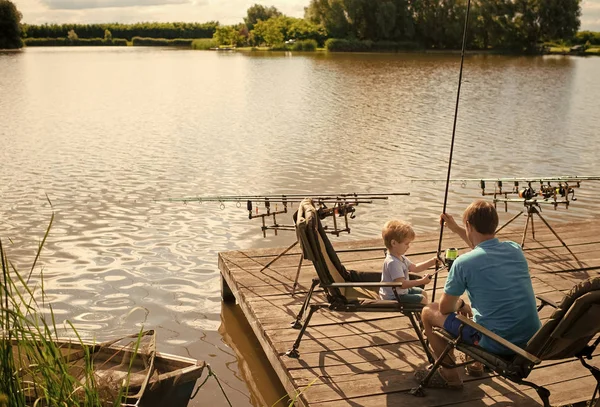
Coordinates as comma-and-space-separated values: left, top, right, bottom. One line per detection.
191, 38, 217, 50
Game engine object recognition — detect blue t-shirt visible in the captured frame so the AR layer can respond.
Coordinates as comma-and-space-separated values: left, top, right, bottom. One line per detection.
444, 238, 541, 354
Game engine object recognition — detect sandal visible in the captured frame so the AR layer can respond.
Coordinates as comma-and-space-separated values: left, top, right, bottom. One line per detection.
459, 353, 484, 377
414, 368, 464, 390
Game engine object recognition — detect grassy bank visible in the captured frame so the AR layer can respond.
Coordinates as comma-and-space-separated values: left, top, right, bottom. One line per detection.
548, 46, 600, 55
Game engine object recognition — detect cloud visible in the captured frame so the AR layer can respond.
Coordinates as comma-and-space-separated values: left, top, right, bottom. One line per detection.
41, 0, 191, 10
581, 0, 600, 30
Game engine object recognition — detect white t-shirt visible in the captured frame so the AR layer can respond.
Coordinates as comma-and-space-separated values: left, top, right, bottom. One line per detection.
379, 253, 413, 300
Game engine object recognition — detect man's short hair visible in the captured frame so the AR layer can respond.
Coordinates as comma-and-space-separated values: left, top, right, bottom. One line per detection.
382, 220, 415, 250
462, 200, 498, 235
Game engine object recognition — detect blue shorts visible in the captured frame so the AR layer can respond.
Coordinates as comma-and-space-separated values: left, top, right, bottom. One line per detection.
398, 287, 425, 303
443, 312, 482, 345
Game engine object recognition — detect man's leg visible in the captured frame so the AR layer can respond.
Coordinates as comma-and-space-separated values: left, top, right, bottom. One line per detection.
421, 302, 461, 383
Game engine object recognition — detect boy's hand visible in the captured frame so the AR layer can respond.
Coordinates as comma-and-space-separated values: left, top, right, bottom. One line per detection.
421, 274, 432, 285
440, 213, 461, 234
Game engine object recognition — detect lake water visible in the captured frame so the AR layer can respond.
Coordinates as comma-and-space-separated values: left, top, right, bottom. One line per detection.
1, 47, 599, 406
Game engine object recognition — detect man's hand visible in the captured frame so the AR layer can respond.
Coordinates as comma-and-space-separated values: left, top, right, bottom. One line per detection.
457, 302, 473, 318
440, 213, 461, 234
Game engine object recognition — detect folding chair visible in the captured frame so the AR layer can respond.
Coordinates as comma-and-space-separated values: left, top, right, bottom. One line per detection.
412, 276, 600, 407
285, 198, 434, 362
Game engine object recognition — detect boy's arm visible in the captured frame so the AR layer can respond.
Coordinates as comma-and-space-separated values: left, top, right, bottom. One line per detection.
408, 256, 438, 273
393, 275, 431, 288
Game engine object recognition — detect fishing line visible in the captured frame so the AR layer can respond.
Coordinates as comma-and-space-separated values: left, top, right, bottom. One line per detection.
432, 0, 473, 302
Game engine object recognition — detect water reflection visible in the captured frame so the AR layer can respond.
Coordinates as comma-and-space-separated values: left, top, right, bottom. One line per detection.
0, 48, 599, 406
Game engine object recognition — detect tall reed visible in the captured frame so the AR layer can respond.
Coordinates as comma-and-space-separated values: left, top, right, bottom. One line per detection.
0, 214, 135, 406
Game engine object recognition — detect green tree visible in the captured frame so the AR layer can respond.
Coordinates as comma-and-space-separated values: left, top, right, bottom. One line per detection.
213, 25, 246, 46
538, 0, 581, 41
244, 4, 282, 31
252, 18, 284, 46
0, 0, 23, 49
287, 17, 326, 44
104, 29, 112, 42
305, 0, 351, 39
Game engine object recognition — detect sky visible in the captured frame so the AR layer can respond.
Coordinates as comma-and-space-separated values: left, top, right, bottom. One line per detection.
12, 0, 600, 31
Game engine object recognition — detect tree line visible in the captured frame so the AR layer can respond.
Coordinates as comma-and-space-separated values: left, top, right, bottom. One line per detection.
304, 0, 582, 51
21, 21, 218, 41
1, 0, 595, 51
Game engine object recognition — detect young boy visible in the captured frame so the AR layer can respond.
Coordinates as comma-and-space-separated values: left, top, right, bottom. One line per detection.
379, 220, 437, 304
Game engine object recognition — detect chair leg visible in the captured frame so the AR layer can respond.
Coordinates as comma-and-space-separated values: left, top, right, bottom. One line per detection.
286, 304, 321, 358
579, 357, 600, 405
290, 278, 319, 329
519, 379, 551, 407
408, 312, 435, 364
410, 340, 456, 397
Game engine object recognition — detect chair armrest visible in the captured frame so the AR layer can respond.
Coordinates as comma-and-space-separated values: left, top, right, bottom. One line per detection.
337, 246, 386, 253
536, 294, 559, 309
326, 282, 404, 288
455, 315, 541, 364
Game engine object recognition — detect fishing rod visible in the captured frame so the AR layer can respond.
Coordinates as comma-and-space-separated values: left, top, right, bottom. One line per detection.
431, 0, 472, 303
400, 176, 600, 183
159, 192, 410, 237
159, 192, 407, 201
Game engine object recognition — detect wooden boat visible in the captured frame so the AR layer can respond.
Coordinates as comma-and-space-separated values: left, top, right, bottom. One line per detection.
8, 330, 205, 407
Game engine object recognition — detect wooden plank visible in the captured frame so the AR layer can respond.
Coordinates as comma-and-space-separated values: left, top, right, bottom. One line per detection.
303, 355, 597, 405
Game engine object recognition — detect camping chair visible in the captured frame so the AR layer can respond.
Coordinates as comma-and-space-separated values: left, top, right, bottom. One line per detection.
412, 276, 600, 407
285, 198, 434, 362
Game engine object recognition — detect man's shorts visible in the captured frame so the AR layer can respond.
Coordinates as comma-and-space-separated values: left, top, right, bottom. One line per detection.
443, 312, 482, 345
397, 287, 425, 303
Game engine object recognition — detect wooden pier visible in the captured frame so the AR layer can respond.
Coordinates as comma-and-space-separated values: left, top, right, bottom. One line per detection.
218, 218, 600, 406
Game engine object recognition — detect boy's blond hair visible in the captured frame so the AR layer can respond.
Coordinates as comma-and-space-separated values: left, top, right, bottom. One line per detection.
382, 220, 415, 250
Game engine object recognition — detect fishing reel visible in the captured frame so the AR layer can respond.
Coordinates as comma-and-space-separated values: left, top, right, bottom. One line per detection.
316, 202, 356, 220
518, 186, 536, 200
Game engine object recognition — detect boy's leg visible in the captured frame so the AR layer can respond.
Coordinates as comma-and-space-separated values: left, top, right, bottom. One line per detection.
399, 288, 425, 304
407, 287, 428, 304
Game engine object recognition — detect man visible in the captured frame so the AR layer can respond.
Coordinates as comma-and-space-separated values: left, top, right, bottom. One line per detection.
417, 200, 541, 388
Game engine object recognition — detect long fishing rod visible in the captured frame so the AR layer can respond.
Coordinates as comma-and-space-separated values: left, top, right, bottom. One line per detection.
157, 192, 409, 204
399, 176, 600, 183
432, 0, 472, 303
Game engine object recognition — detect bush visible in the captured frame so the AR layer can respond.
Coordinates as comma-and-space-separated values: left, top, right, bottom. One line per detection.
573, 31, 600, 46
192, 38, 217, 50
132, 36, 168, 46
170, 38, 194, 47
325, 38, 373, 52
132, 37, 194, 47
24, 37, 128, 46
291, 39, 317, 51
111, 38, 128, 46
270, 43, 290, 51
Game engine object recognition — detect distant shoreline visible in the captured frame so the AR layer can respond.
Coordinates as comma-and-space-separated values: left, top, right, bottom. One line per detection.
10, 40, 599, 57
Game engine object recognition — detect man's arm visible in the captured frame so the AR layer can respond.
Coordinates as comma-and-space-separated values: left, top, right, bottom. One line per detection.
440, 293, 472, 317
441, 213, 472, 248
